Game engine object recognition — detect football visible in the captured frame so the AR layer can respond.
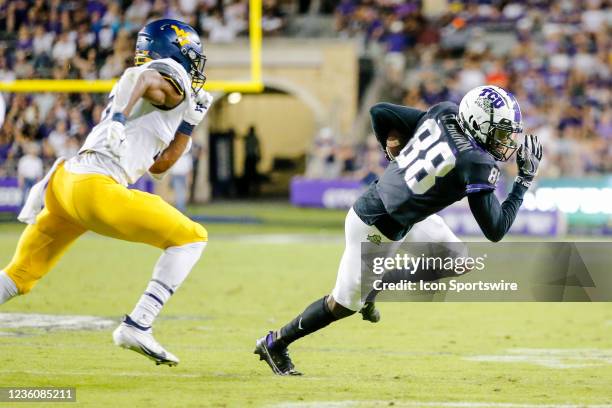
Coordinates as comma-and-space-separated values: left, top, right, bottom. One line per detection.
386, 132, 405, 159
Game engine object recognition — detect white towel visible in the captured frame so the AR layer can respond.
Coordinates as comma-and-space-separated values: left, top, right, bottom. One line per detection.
17, 157, 65, 225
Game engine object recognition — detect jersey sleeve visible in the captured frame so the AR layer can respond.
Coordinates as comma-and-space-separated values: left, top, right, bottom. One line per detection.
148, 61, 186, 97
468, 181, 528, 242
463, 154, 500, 195
369, 102, 425, 148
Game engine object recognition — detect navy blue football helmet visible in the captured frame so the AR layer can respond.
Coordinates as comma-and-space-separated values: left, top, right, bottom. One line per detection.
135, 19, 207, 94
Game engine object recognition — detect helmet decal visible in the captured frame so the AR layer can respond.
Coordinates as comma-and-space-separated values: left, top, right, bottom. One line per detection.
475, 95, 493, 113
478, 87, 506, 108
169, 24, 191, 47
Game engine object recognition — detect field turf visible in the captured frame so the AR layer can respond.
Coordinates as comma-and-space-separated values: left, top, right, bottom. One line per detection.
0, 203, 610, 407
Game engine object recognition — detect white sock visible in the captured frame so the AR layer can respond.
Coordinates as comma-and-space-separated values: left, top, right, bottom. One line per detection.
0, 270, 19, 305
129, 242, 206, 328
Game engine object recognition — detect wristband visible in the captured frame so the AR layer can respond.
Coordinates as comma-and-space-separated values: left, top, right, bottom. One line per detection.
177, 120, 194, 136
111, 112, 126, 125
515, 176, 532, 189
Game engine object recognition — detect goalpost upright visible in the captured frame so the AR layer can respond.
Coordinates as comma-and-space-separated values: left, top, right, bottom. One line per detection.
0, 0, 263, 94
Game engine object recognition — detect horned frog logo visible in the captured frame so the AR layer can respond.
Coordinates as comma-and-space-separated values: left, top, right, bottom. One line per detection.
476, 96, 493, 113
170, 24, 191, 46
367, 234, 382, 245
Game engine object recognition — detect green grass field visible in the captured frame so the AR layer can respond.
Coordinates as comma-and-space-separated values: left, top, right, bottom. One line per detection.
0, 203, 611, 407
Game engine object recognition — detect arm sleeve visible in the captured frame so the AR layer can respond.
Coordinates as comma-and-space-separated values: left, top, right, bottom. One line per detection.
369, 102, 425, 148
467, 182, 529, 242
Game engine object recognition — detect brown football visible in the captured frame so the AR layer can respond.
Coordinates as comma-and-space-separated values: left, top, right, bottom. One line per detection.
385, 133, 404, 159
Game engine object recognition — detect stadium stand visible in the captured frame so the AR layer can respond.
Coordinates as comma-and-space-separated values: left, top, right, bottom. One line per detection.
0, 0, 609, 186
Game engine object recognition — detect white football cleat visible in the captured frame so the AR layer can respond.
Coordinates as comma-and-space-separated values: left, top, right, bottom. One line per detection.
112, 315, 179, 366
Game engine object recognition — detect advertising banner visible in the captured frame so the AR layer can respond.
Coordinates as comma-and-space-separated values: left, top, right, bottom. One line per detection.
290, 177, 563, 236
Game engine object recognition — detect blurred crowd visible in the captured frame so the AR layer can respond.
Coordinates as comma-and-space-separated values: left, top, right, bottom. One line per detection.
0, 0, 609, 197
325, 0, 611, 179
0, 0, 289, 204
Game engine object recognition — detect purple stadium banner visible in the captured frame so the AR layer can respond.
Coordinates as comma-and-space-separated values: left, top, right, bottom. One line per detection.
438, 206, 562, 237
0, 177, 155, 213
0, 178, 21, 212
290, 177, 367, 209
290, 177, 563, 237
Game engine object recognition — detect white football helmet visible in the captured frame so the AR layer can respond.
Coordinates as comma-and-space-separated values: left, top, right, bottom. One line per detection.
458, 85, 523, 161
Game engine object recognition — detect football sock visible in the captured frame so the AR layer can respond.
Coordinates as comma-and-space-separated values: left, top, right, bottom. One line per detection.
129, 242, 206, 328
0, 270, 18, 305
270, 296, 336, 349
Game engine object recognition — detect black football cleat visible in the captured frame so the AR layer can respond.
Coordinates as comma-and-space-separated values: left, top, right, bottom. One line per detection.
359, 301, 381, 323
254, 332, 302, 376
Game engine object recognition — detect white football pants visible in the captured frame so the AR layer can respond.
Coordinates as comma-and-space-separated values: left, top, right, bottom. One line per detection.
331, 207, 462, 311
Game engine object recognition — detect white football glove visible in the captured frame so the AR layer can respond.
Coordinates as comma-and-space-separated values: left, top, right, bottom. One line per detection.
105, 120, 127, 159
184, 90, 213, 127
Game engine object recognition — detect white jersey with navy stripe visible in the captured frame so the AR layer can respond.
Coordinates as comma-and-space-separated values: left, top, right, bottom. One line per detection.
66, 58, 191, 185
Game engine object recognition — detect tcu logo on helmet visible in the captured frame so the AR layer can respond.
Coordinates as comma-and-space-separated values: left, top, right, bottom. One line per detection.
478, 88, 506, 109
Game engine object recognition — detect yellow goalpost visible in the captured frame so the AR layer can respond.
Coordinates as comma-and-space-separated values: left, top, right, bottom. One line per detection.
0, 0, 263, 94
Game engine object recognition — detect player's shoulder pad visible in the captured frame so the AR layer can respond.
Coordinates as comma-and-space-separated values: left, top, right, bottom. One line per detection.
458, 144, 497, 170
425, 101, 459, 119
148, 60, 186, 97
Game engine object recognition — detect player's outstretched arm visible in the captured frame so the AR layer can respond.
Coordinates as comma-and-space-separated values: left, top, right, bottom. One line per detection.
468, 135, 543, 242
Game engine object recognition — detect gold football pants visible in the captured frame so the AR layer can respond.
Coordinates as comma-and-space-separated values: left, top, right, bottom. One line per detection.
4, 164, 207, 294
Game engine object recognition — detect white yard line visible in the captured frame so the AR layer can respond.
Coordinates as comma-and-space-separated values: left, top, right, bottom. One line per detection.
0, 368, 202, 379
465, 348, 612, 369
0, 313, 115, 331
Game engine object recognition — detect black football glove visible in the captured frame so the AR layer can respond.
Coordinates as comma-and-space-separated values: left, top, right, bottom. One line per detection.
516, 134, 543, 188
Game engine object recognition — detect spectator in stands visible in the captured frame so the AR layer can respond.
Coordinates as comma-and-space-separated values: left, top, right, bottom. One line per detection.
305, 127, 341, 179
46, 120, 68, 157
51, 31, 76, 64
242, 125, 261, 197
170, 154, 193, 213
0, 0, 608, 183
17, 142, 43, 207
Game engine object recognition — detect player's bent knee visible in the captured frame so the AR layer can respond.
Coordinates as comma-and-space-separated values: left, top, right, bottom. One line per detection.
165, 221, 208, 248
191, 222, 208, 243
